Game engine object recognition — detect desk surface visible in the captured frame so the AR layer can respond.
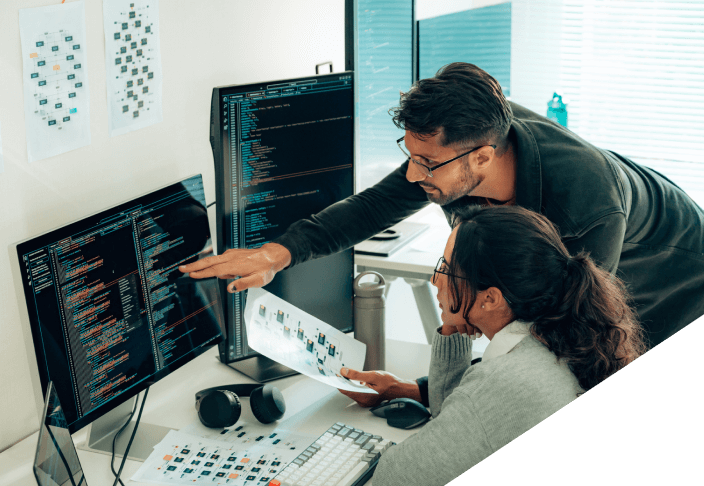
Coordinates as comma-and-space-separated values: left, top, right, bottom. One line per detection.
0, 339, 432, 486
355, 225, 451, 278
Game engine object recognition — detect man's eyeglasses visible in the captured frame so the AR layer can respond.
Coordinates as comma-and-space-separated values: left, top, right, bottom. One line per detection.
397, 137, 496, 178
433, 256, 512, 305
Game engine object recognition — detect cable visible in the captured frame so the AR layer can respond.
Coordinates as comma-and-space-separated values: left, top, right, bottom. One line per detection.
110, 393, 139, 486
111, 387, 149, 486
207, 200, 216, 208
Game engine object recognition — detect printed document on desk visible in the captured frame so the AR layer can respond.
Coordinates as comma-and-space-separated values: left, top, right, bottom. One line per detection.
132, 421, 316, 485
244, 288, 375, 394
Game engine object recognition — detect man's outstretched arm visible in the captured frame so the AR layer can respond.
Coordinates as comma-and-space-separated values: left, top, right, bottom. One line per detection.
180, 160, 429, 292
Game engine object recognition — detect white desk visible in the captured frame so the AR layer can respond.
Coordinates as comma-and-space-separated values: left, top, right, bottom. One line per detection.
355, 224, 451, 343
0, 340, 432, 486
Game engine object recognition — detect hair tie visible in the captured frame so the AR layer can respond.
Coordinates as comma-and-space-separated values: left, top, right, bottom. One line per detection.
565, 256, 579, 271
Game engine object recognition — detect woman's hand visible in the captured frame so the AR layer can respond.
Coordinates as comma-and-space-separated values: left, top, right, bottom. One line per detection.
337, 368, 422, 408
440, 322, 483, 338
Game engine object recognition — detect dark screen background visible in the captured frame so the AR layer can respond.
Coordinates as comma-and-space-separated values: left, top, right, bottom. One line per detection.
17, 175, 224, 431
215, 73, 354, 361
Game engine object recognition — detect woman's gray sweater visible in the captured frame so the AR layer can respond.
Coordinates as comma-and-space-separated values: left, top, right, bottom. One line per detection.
372, 331, 583, 486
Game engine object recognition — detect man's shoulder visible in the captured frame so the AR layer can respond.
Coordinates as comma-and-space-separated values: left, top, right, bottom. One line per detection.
509, 102, 627, 233
509, 101, 610, 168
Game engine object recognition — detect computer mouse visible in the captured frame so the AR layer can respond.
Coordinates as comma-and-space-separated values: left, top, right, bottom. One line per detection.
369, 398, 431, 429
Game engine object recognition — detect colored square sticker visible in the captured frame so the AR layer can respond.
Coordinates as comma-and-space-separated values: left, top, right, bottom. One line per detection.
53, 65, 60, 71
228, 474, 239, 479
30, 53, 38, 58
241, 458, 250, 463
163, 455, 173, 461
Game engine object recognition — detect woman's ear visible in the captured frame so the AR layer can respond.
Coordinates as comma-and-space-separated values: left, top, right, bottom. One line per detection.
483, 287, 507, 311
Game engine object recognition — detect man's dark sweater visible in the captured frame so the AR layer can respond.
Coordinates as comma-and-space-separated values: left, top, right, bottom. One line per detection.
274, 102, 704, 348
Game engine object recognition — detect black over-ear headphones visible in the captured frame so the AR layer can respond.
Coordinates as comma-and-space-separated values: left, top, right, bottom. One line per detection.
195, 384, 286, 428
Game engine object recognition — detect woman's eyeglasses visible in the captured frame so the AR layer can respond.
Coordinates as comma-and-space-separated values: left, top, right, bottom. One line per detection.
433, 256, 512, 305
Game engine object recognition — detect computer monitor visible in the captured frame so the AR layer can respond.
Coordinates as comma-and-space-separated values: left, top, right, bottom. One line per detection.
11, 174, 224, 460
210, 72, 355, 381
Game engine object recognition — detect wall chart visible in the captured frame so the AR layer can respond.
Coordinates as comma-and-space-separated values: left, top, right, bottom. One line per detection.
103, 0, 163, 137
19, 1, 91, 163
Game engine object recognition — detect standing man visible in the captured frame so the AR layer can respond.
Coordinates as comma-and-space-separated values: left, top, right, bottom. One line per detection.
181, 62, 704, 349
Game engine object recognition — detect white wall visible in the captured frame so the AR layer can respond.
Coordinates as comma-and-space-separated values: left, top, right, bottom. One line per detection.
0, 0, 344, 452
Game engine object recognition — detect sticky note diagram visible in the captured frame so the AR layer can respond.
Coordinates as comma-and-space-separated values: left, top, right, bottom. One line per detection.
103, 0, 163, 137
28, 32, 84, 130
19, 1, 91, 163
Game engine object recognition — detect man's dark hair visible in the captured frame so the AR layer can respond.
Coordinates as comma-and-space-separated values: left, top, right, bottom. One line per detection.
391, 63, 513, 152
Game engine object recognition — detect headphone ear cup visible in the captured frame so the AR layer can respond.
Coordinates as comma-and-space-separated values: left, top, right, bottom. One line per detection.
249, 384, 286, 424
197, 390, 242, 428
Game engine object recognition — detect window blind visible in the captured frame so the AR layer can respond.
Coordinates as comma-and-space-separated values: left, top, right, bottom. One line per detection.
559, 0, 704, 204
418, 2, 512, 96
355, 0, 413, 192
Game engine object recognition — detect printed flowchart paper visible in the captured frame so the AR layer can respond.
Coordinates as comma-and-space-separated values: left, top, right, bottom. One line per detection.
103, 0, 163, 137
19, 1, 91, 163
132, 422, 317, 485
244, 288, 375, 394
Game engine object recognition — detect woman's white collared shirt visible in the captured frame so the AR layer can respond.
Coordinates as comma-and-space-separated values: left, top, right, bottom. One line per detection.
481, 320, 532, 362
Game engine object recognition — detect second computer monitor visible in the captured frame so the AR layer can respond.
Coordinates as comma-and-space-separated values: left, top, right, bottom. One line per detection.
13, 174, 224, 435
211, 72, 354, 376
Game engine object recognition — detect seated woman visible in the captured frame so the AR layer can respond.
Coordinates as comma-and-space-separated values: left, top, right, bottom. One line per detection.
340, 205, 646, 486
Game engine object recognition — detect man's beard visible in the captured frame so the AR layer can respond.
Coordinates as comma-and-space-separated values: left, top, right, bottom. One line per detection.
420, 163, 480, 206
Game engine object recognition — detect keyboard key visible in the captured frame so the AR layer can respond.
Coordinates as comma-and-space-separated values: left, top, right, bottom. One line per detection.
335, 462, 370, 486
354, 435, 371, 447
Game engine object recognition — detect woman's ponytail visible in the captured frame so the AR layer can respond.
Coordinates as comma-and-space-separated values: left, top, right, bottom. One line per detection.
529, 252, 646, 392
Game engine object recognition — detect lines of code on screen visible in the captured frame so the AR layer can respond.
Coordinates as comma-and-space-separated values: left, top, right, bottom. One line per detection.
220, 74, 354, 360
17, 176, 223, 429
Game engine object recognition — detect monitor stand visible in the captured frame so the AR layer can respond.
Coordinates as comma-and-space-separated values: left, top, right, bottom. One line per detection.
227, 355, 299, 382
77, 396, 173, 462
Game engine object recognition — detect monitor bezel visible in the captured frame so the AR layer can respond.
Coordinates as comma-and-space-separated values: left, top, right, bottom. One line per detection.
12, 173, 224, 434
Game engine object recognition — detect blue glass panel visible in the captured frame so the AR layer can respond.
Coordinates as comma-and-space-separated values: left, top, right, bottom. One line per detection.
355, 0, 413, 191
419, 3, 511, 97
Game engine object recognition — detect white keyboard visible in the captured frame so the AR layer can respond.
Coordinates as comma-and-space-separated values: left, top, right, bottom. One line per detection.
269, 422, 394, 486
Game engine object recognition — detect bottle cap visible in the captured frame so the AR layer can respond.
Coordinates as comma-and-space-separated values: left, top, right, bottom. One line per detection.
353, 271, 385, 297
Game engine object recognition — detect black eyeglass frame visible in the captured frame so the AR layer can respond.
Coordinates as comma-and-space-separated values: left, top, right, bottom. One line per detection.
397, 136, 496, 178
433, 256, 512, 305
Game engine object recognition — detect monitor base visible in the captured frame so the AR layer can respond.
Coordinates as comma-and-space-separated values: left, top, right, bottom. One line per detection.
77, 397, 173, 462
226, 356, 299, 382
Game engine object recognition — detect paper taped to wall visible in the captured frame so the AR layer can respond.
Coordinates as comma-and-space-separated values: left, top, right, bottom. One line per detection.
244, 288, 376, 394
103, 0, 164, 137
19, 1, 91, 163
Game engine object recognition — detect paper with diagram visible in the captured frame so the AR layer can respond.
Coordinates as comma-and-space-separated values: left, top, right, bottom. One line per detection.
244, 288, 375, 394
19, 1, 91, 163
103, 0, 163, 137
132, 422, 317, 485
